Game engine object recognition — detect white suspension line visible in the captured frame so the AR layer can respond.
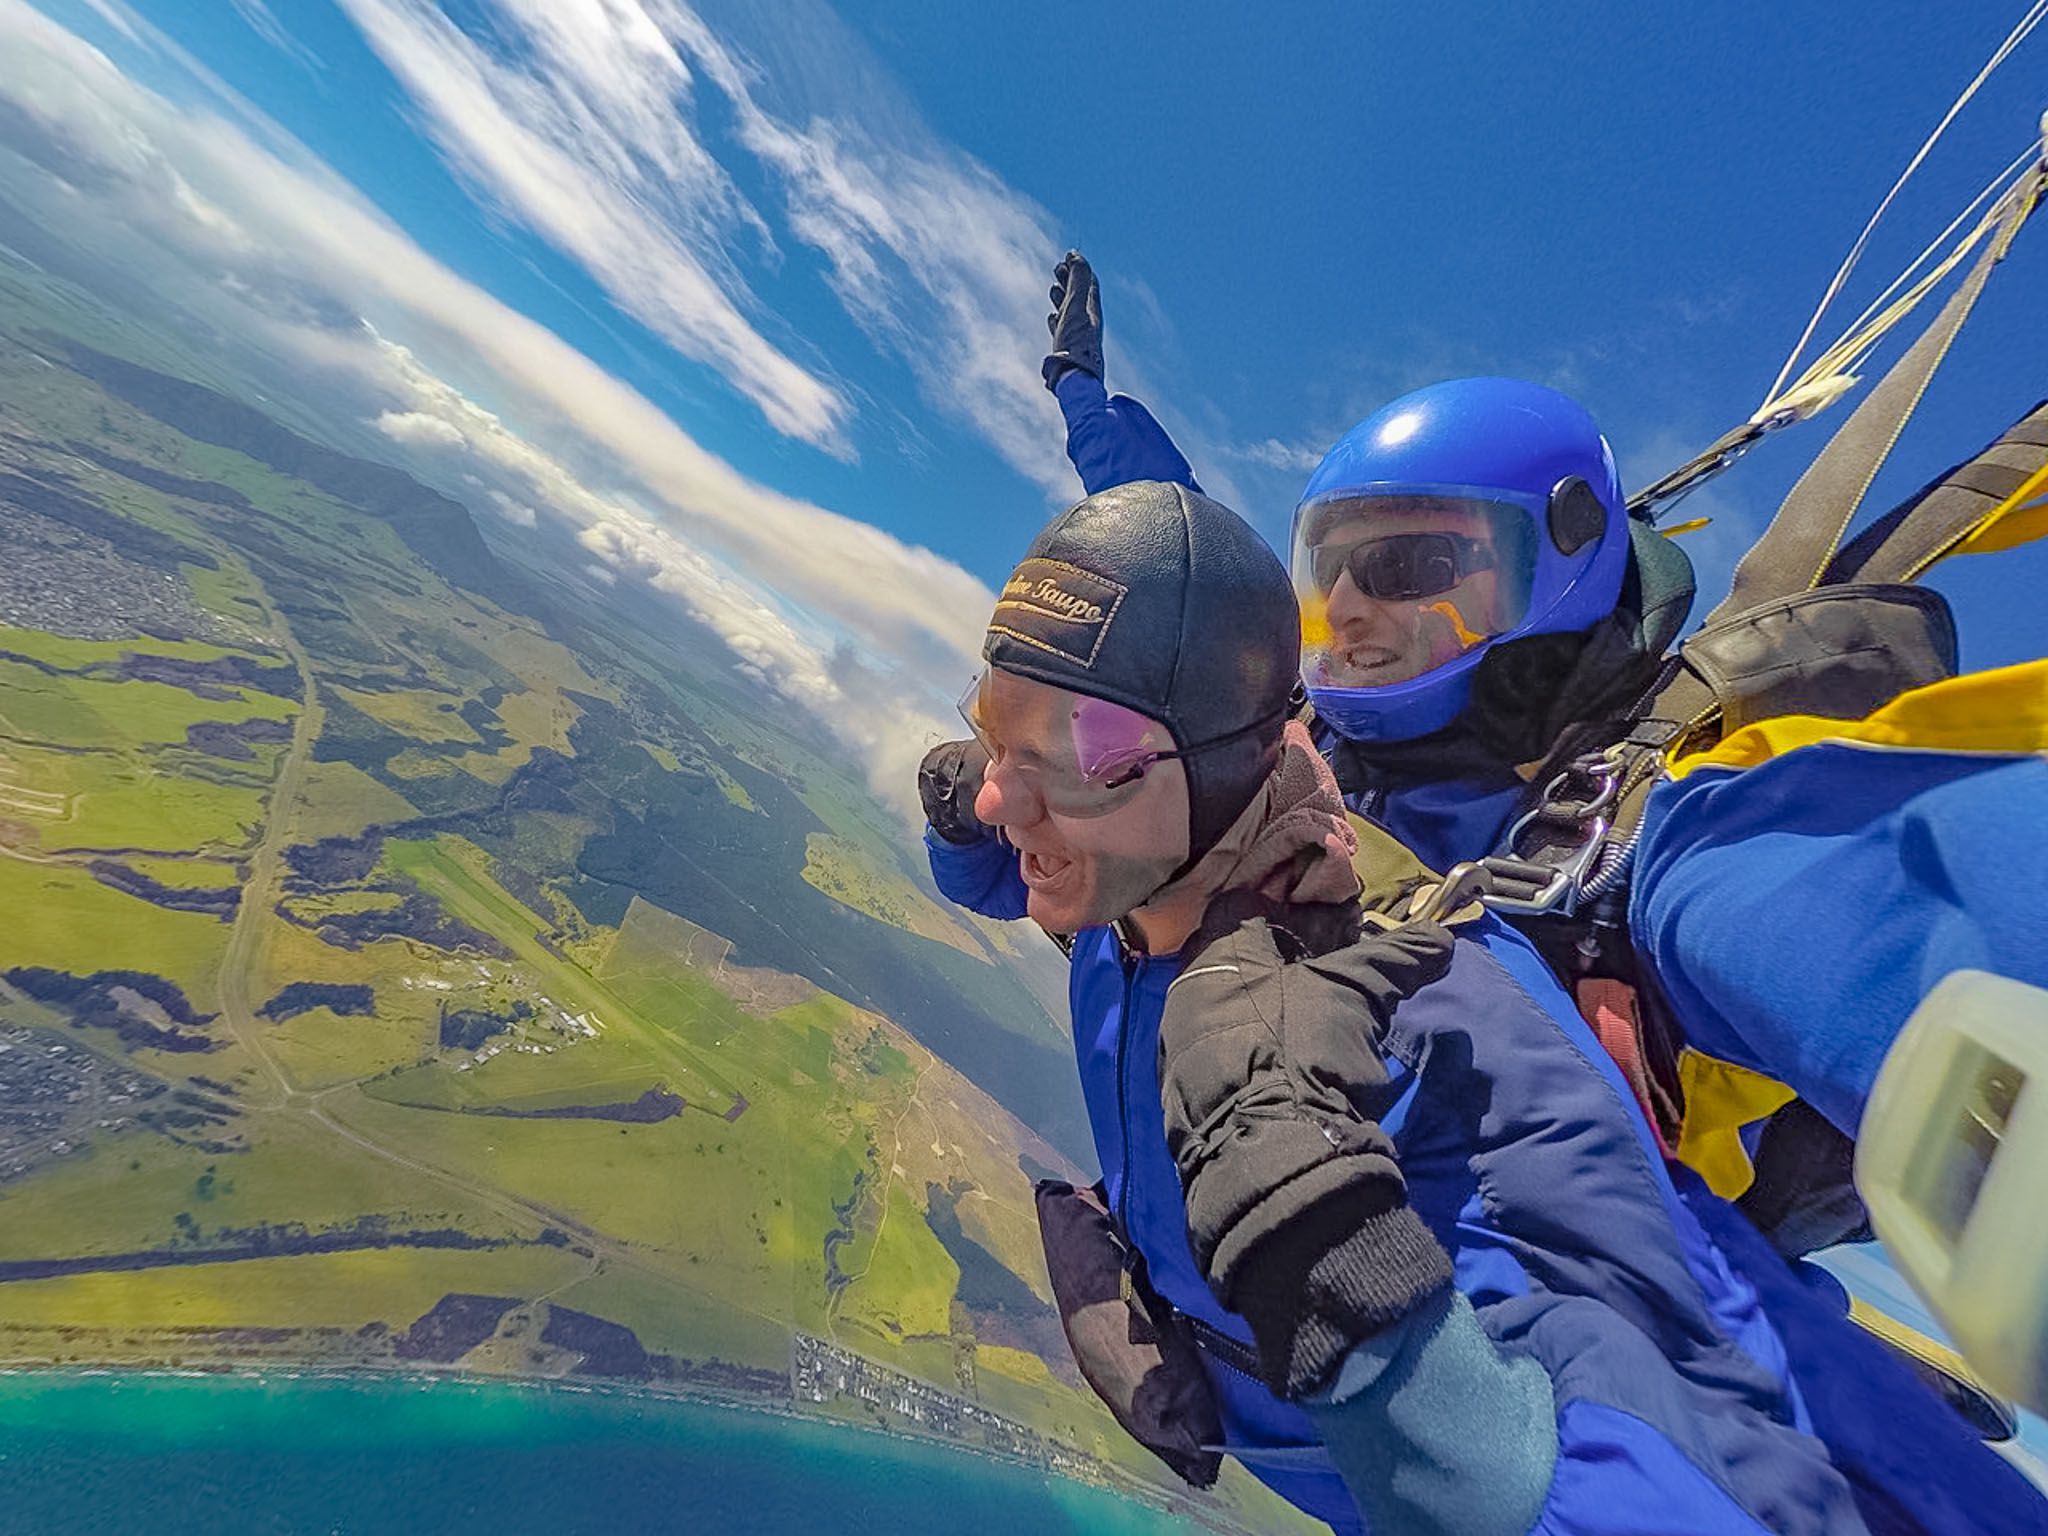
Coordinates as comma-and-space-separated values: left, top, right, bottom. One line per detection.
1762, 0, 2048, 409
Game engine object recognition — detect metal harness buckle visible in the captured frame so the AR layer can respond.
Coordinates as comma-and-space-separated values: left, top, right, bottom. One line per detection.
1472, 753, 1624, 918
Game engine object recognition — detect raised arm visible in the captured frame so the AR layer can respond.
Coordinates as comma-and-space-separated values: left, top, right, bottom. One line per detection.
1043, 252, 1202, 497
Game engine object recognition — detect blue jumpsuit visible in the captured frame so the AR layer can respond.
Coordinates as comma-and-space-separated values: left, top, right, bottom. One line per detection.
948, 370, 2048, 1532
929, 831, 1872, 1534
1052, 363, 2048, 1146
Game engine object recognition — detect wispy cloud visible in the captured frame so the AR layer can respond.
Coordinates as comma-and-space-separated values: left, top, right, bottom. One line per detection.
1227, 436, 1325, 474
330, 0, 852, 451
331, 0, 1079, 498
227, 0, 326, 77
654, 0, 1074, 497
372, 408, 466, 449
0, 0, 990, 818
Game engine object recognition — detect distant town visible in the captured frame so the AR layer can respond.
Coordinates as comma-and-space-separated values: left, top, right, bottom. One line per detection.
791, 1332, 1229, 1526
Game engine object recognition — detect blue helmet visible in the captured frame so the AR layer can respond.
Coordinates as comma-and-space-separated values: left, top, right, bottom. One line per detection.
1290, 377, 1629, 742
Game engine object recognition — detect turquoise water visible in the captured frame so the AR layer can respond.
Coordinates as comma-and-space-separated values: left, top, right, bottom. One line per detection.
0, 1372, 1203, 1535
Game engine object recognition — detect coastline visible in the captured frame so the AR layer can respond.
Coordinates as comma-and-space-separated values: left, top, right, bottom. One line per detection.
0, 1357, 1238, 1532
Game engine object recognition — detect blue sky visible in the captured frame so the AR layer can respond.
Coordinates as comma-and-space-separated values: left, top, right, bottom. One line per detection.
15, 0, 2048, 677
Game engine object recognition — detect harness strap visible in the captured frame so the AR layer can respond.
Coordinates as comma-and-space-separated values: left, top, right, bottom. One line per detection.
1711, 165, 2047, 624
1828, 400, 2048, 582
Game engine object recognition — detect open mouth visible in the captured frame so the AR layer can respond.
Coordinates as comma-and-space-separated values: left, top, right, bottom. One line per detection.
1331, 643, 1401, 679
1019, 847, 1076, 894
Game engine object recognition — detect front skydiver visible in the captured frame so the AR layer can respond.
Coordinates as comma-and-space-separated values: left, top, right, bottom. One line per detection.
918, 252, 2048, 1532
949, 475, 1878, 1536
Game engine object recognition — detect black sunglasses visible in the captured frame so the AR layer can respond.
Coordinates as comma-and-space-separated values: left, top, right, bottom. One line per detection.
1315, 531, 1498, 601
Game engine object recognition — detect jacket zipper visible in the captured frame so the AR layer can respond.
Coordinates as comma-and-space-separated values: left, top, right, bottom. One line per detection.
1114, 945, 1140, 1239
1186, 1314, 1266, 1381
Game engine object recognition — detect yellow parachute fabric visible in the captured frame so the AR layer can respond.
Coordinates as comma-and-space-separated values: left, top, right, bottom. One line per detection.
1669, 657, 2048, 781
1655, 658, 2048, 1197
1675, 1053, 1798, 1200
1947, 458, 2048, 560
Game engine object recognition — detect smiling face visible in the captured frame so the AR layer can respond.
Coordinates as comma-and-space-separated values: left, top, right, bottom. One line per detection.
1296, 495, 1535, 690
966, 669, 1190, 933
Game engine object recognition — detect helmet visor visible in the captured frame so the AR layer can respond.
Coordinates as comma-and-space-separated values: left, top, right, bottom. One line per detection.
957, 667, 1178, 820
1293, 492, 1538, 689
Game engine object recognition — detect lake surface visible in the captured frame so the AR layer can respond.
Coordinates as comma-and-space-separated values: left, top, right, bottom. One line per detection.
0, 1372, 1205, 1535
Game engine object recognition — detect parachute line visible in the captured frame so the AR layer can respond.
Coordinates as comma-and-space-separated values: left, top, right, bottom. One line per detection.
1831, 142, 2039, 350
1762, 0, 2048, 409
1629, 5, 2048, 525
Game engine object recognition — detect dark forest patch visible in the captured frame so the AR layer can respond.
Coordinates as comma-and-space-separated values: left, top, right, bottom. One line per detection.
437, 1000, 529, 1051
185, 715, 293, 761
407, 1086, 685, 1124
467, 1086, 683, 1123
114, 651, 300, 701
5, 966, 219, 1053
64, 444, 256, 510
924, 1181, 1065, 1364
0, 467, 215, 572
0, 1218, 514, 1284
457, 696, 514, 752
540, 1305, 654, 1380
291, 886, 509, 958
87, 860, 240, 919
284, 832, 384, 888
391, 1293, 520, 1363
257, 981, 374, 1023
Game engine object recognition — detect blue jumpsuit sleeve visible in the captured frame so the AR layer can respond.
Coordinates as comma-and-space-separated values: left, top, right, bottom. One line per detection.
1630, 746, 2048, 1136
923, 828, 1031, 921
1051, 369, 1202, 496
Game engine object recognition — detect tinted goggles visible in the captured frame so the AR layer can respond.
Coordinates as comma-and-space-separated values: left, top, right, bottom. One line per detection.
1312, 530, 1500, 601
958, 669, 1184, 819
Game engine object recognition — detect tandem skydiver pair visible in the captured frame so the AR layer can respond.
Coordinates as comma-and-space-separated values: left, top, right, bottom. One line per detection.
1024, 248, 2048, 1207
914, 251, 2048, 1533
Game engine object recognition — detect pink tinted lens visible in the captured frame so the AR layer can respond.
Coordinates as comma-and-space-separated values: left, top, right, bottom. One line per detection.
1069, 695, 1169, 785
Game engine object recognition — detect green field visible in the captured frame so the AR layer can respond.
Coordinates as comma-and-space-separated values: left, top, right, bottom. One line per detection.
0, 854, 230, 1006
0, 1245, 590, 1336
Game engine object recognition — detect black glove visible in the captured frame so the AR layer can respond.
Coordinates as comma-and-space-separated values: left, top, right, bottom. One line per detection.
1042, 249, 1104, 389
1160, 897, 1457, 1398
918, 738, 991, 846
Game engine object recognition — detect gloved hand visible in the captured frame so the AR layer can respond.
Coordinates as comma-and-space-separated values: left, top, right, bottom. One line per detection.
918, 738, 992, 846
1160, 895, 1458, 1398
1042, 249, 1104, 389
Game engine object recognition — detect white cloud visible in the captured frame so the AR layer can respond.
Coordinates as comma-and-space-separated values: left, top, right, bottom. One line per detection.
0, 0, 985, 819
328, 0, 1079, 500
485, 489, 538, 528
330, 0, 851, 451
1230, 436, 1325, 474
372, 408, 466, 449
653, 0, 1077, 498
